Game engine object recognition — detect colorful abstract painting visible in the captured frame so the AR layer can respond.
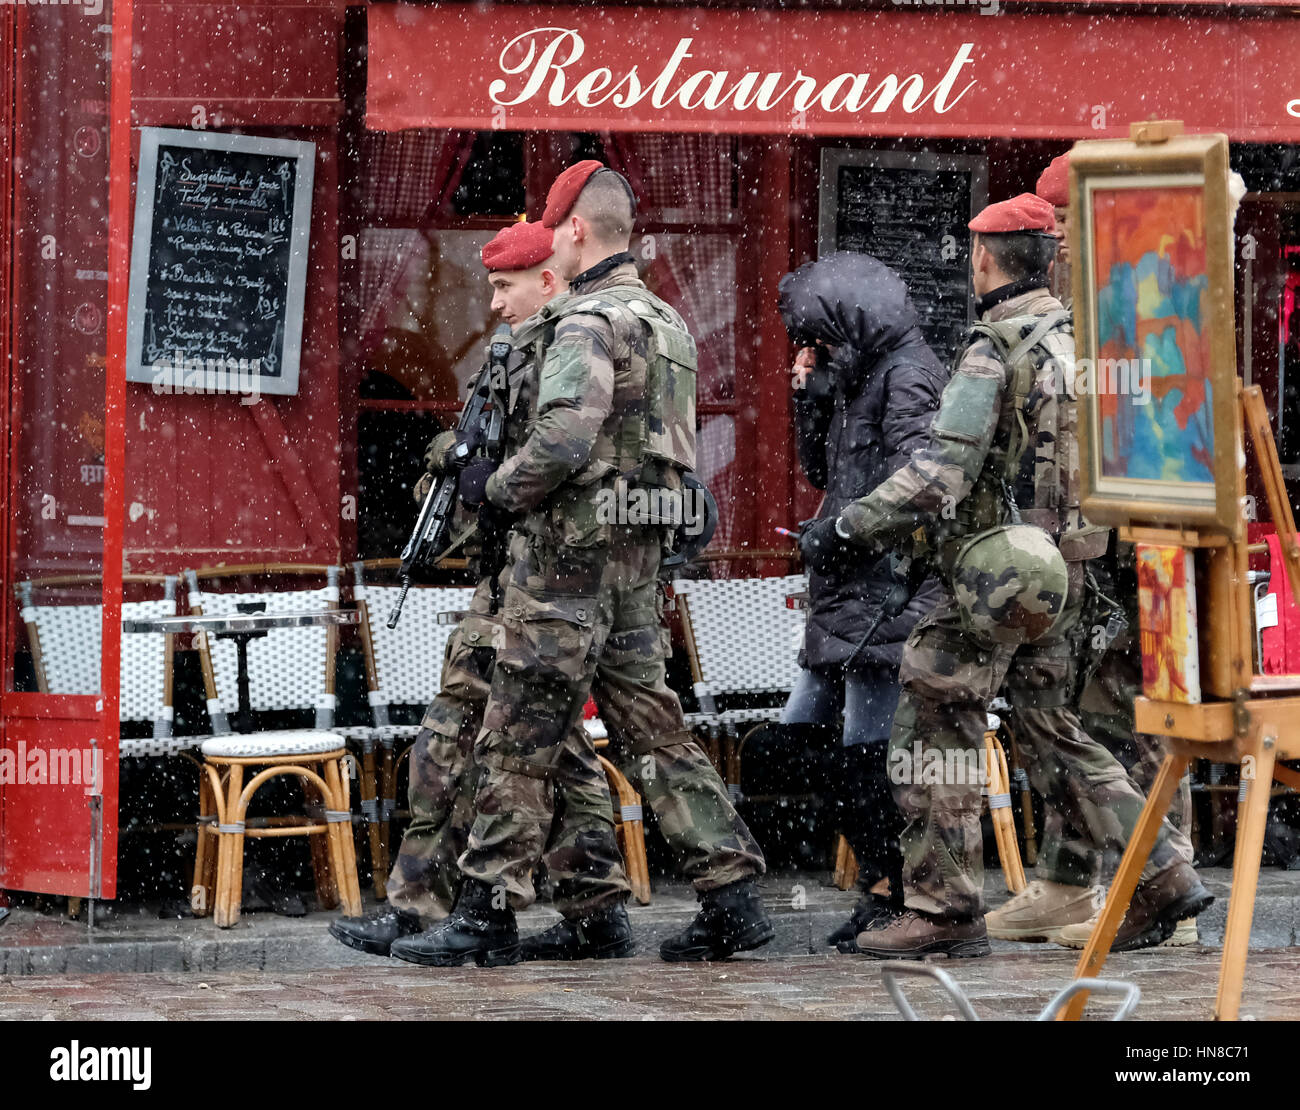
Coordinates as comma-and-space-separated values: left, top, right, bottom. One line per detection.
1091, 184, 1214, 486
1136, 543, 1201, 704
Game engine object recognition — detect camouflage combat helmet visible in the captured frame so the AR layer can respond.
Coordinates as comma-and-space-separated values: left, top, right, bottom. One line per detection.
951, 524, 1068, 645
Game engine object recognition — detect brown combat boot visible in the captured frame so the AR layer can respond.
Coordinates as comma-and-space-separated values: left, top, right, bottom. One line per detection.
855, 909, 991, 960
1055, 861, 1213, 952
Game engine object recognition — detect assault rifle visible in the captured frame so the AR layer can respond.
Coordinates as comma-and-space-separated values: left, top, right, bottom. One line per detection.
387, 324, 512, 629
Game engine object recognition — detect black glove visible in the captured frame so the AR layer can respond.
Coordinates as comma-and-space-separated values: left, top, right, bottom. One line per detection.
443, 427, 485, 471
478, 500, 518, 538
803, 364, 835, 405
799, 515, 852, 576
458, 457, 498, 508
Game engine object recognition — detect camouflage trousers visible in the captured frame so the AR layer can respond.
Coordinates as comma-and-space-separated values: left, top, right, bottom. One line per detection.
458, 527, 766, 909
889, 570, 1185, 920
1035, 638, 1196, 887
385, 578, 629, 923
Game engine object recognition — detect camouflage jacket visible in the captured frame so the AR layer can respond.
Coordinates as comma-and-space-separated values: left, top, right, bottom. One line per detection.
838, 287, 1101, 573
484, 258, 683, 547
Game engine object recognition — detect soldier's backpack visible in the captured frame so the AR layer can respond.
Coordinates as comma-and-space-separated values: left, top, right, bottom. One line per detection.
946, 308, 1110, 646
969, 309, 1108, 564
514, 282, 698, 478
557, 285, 698, 478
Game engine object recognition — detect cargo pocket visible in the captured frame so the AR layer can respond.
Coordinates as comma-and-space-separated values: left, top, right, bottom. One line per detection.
546, 460, 616, 548
899, 624, 1006, 705
438, 618, 499, 703
498, 590, 599, 684
408, 719, 472, 814
600, 624, 661, 684
1004, 641, 1072, 706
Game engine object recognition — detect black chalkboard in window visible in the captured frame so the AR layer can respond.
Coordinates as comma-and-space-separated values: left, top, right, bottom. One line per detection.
817, 149, 988, 365
126, 128, 315, 398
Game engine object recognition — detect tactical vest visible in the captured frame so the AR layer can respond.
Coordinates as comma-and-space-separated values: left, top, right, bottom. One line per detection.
949, 310, 1108, 565
519, 284, 698, 483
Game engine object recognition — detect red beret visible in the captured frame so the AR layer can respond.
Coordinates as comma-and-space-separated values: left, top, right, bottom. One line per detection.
481, 220, 554, 272
1035, 153, 1070, 208
542, 159, 606, 228
969, 193, 1057, 235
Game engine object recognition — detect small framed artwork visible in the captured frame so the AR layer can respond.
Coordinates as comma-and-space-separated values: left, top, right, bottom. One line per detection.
1069, 130, 1241, 537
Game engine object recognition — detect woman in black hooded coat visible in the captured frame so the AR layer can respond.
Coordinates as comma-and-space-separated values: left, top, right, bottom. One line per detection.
777, 251, 949, 947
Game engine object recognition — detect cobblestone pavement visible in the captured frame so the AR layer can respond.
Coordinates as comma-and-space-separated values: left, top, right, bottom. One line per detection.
2, 946, 1299, 1021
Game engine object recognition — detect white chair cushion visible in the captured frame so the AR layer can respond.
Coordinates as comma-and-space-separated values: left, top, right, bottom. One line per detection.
200, 729, 343, 759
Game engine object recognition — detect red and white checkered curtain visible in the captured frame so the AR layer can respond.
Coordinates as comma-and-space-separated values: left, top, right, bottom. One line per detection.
358, 229, 427, 361
357, 129, 477, 359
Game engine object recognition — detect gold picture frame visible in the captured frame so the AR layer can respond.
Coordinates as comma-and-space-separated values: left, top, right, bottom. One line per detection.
1070, 129, 1241, 539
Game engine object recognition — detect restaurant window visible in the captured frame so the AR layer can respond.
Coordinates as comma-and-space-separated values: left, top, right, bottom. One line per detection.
352, 129, 757, 561
590, 132, 752, 556
354, 129, 505, 559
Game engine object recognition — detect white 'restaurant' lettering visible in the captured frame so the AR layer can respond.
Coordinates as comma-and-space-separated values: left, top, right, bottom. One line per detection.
488, 28, 978, 116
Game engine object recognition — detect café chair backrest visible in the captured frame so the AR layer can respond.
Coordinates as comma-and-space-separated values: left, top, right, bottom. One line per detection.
670, 574, 808, 712
15, 576, 178, 735
185, 567, 341, 729
352, 561, 476, 716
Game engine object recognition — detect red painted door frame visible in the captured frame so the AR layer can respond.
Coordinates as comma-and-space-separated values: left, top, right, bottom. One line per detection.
0, 0, 132, 900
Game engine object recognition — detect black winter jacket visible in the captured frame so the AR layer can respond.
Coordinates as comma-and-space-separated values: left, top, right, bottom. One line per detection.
779, 252, 949, 671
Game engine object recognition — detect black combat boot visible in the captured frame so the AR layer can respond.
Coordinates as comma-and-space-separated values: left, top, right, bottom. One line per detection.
659, 878, 775, 962
328, 906, 423, 957
389, 878, 520, 967
520, 903, 635, 961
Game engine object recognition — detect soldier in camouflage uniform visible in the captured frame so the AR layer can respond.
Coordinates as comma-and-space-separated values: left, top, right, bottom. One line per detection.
984, 159, 1196, 948
800, 193, 1212, 958
390, 161, 771, 969
330, 222, 633, 959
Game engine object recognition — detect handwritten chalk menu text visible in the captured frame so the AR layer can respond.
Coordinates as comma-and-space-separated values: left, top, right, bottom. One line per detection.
817, 149, 988, 365
126, 129, 315, 396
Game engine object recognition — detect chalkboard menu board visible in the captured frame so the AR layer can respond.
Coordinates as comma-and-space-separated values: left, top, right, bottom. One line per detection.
126, 129, 315, 396
817, 149, 988, 364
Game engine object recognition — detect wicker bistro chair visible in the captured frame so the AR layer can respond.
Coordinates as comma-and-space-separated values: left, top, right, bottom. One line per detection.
17, 575, 184, 754
343, 561, 476, 898
184, 567, 362, 927
670, 574, 808, 800
582, 713, 652, 905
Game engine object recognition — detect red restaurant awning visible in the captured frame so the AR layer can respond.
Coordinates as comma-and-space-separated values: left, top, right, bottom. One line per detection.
367, 2, 1300, 141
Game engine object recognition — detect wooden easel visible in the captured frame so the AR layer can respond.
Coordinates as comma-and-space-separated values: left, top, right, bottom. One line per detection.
1061, 383, 1300, 1021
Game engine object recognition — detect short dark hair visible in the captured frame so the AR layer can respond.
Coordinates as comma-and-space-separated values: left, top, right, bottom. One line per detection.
572, 170, 636, 245
976, 231, 1057, 282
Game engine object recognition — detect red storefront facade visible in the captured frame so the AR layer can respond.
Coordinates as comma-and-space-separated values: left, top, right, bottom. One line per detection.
3, 0, 1299, 901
